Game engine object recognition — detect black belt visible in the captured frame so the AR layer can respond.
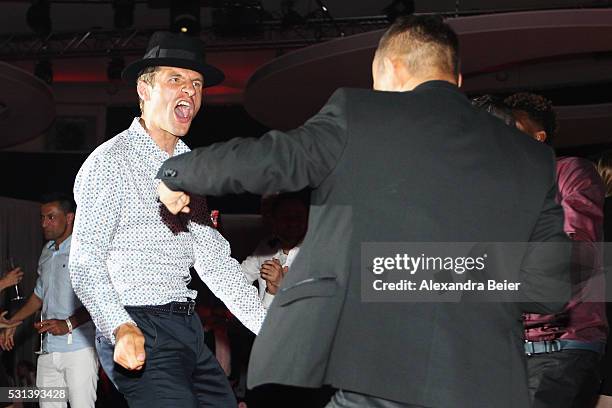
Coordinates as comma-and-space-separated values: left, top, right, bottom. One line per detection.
125, 300, 195, 316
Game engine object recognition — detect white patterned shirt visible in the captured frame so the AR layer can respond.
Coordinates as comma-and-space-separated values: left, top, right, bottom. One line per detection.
70, 118, 266, 343
241, 238, 300, 308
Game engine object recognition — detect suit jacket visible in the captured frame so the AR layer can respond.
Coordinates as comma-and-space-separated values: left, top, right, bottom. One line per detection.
158, 81, 571, 407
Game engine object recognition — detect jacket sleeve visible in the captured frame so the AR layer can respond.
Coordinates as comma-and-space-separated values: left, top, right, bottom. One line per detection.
156, 89, 349, 196
520, 150, 572, 314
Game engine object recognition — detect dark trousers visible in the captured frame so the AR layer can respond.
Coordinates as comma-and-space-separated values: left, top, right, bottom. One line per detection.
247, 384, 335, 408
96, 309, 236, 408
528, 349, 601, 408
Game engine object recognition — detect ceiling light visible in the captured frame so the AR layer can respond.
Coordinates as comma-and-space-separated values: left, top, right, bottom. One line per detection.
170, 0, 200, 36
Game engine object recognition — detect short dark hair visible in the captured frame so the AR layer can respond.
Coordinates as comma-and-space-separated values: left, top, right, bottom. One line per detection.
40, 192, 76, 214
504, 92, 557, 144
471, 95, 516, 128
376, 14, 459, 77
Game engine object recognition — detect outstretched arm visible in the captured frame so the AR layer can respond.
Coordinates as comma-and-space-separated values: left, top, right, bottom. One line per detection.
157, 89, 349, 211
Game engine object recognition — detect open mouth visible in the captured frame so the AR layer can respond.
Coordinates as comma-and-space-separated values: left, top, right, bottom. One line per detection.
174, 100, 193, 123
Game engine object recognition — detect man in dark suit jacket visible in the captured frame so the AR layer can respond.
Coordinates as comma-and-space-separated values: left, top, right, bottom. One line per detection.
156, 15, 571, 408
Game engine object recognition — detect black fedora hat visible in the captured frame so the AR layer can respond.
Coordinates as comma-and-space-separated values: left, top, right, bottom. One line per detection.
122, 31, 224, 87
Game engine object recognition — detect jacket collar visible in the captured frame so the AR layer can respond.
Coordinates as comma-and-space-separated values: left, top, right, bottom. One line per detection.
412, 79, 461, 93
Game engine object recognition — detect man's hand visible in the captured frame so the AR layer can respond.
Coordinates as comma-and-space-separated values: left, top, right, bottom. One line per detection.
36, 319, 69, 336
0, 267, 24, 290
0, 326, 18, 351
260, 258, 288, 295
113, 323, 146, 371
157, 181, 191, 215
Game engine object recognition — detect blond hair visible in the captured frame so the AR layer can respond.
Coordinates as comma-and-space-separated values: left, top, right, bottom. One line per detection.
596, 151, 612, 198
137, 66, 159, 114
375, 15, 459, 78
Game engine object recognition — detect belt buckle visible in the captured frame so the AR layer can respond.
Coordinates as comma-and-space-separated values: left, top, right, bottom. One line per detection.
187, 300, 195, 316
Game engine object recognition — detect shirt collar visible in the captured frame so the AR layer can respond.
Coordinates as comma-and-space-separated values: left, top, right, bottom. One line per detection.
127, 118, 190, 159
48, 235, 72, 253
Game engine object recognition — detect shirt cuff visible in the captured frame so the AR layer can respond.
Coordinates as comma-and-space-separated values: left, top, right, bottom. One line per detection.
262, 292, 275, 309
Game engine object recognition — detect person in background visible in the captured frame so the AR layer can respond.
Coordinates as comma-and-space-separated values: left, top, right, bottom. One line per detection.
595, 149, 612, 408
0, 192, 98, 408
0, 268, 24, 408
242, 191, 309, 308
0, 268, 23, 296
506, 92, 607, 408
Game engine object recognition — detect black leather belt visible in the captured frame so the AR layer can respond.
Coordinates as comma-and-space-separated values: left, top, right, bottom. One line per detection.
125, 300, 195, 316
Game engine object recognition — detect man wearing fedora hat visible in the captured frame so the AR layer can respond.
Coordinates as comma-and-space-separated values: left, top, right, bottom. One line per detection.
69, 31, 266, 408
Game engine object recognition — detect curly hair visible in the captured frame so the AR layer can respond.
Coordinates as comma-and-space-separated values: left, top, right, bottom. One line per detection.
471, 94, 516, 128
504, 92, 557, 143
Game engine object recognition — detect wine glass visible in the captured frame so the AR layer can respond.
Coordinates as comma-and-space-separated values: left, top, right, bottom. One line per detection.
34, 312, 46, 355
7, 257, 24, 302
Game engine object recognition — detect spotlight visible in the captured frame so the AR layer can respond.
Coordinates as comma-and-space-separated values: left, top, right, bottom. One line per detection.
113, 0, 134, 29
34, 59, 53, 84
26, 0, 52, 37
383, 0, 415, 22
212, 1, 264, 38
107, 55, 125, 81
170, 0, 200, 36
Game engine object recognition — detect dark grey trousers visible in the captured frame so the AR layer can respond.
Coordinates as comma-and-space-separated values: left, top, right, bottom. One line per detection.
96, 309, 236, 408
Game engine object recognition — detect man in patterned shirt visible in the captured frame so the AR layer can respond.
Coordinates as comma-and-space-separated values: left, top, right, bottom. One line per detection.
69, 32, 266, 408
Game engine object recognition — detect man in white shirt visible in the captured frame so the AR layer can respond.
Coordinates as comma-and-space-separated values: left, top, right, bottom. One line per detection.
69, 32, 266, 408
1, 193, 97, 408
242, 192, 309, 307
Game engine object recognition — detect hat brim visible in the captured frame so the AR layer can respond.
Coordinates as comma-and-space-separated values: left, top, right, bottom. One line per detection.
121, 57, 225, 88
